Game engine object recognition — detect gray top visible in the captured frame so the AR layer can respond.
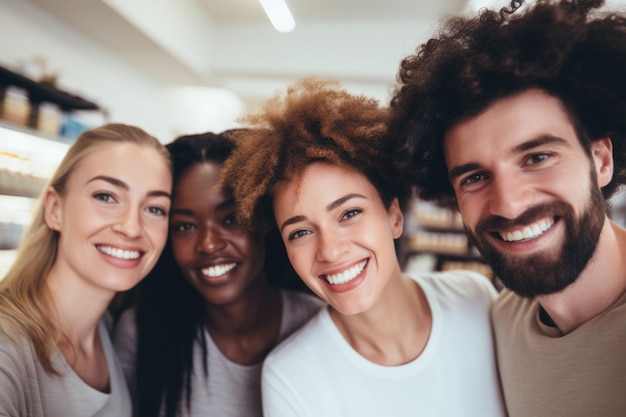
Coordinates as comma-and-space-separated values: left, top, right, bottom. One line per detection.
0, 318, 131, 417
114, 289, 325, 417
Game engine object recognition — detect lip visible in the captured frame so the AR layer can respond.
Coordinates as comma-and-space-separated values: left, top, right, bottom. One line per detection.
318, 258, 369, 293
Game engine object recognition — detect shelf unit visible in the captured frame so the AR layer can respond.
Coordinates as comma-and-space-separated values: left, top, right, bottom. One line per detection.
0, 66, 103, 276
0, 65, 99, 112
402, 199, 494, 281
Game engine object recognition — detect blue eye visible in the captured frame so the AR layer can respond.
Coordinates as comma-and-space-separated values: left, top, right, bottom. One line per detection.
341, 208, 362, 221
94, 192, 115, 203
147, 206, 167, 216
288, 229, 311, 241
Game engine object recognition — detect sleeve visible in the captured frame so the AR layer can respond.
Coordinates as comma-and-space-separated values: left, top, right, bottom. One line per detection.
112, 307, 138, 397
0, 344, 28, 416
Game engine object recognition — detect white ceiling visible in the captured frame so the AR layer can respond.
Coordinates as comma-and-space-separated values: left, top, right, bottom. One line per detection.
23, 0, 475, 107
25, 0, 626, 109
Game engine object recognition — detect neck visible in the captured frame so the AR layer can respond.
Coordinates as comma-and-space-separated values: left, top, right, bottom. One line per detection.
329, 270, 431, 366
45, 263, 113, 346
537, 220, 626, 334
204, 278, 281, 336
204, 278, 283, 365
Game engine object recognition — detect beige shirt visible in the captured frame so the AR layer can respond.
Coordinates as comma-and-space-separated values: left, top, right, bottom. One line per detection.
492, 289, 626, 417
0, 318, 131, 417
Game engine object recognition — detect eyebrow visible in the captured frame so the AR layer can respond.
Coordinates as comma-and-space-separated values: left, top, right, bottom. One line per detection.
279, 193, 367, 233
87, 175, 171, 199
171, 197, 234, 217
448, 134, 570, 181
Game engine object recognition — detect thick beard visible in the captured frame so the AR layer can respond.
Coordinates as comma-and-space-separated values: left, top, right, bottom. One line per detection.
467, 178, 606, 298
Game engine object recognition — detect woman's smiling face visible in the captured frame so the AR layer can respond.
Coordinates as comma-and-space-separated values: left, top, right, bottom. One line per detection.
169, 161, 266, 306
273, 161, 403, 315
45, 141, 172, 294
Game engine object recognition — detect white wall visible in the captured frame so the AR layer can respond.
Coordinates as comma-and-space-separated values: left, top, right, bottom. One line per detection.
0, 0, 180, 142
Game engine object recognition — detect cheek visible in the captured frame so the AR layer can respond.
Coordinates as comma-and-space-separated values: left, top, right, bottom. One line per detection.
148, 226, 169, 255
286, 247, 308, 277
239, 235, 266, 270
171, 237, 193, 265
455, 195, 481, 229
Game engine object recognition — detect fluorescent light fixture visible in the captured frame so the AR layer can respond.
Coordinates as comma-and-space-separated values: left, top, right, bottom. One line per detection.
258, 0, 295, 33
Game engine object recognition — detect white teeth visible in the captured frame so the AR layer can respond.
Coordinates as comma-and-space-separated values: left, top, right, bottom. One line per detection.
324, 260, 367, 285
202, 263, 236, 278
97, 245, 141, 260
502, 219, 555, 242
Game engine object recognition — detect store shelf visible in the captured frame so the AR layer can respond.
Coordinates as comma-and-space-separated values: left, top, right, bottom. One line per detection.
0, 66, 102, 277
0, 65, 99, 111
404, 198, 494, 281
0, 122, 70, 265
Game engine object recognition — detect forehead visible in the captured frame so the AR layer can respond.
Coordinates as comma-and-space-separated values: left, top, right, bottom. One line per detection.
444, 89, 579, 165
173, 162, 224, 200
273, 161, 377, 210
71, 142, 171, 187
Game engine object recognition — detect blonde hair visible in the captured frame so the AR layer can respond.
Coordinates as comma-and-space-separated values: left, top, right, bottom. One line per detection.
0, 123, 170, 374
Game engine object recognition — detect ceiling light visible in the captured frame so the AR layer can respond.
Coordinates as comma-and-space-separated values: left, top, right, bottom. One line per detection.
258, 0, 295, 33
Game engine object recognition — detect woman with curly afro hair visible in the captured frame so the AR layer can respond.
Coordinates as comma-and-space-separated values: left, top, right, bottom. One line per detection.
221, 77, 505, 416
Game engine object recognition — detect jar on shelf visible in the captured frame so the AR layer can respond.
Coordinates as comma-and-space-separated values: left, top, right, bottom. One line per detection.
0, 86, 31, 126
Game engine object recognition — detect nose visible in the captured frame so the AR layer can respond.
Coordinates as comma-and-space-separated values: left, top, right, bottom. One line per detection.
112, 207, 142, 239
488, 172, 532, 220
315, 228, 349, 263
196, 226, 227, 254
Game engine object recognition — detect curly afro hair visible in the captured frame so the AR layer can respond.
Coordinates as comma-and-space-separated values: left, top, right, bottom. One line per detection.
388, 0, 626, 207
221, 77, 408, 231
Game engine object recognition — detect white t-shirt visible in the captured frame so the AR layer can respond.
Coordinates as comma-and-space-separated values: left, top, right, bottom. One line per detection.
114, 289, 324, 417
0, 318, 131, 417
261, 271, 506, 417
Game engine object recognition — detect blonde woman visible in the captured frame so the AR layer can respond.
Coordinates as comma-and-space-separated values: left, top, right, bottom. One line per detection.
0, 123, 172, 416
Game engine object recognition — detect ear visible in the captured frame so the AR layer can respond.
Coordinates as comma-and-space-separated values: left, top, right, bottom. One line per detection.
44, 187, 63, 231
590, 138, 613, 188
388, 198, 404, 239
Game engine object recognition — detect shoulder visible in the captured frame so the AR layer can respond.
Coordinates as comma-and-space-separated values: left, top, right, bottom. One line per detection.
279, 289, 326, 335
0, 314, 33, 362
491, 288, 533, 322
0, 322, 36, 405
266, 308, 328, 370
410, 269, 498, 305
282, 289, 325, 313
112, 307, 138, 359
114, 307, 137, 339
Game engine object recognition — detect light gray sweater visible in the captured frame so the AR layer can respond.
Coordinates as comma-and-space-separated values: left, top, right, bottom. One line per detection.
0, 318, 131, 417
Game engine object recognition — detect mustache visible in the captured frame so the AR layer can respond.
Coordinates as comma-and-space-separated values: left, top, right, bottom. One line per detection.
474, 201, 571, 234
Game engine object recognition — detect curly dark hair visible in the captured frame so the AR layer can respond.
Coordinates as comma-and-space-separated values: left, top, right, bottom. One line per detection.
388, 0, 626, 207
221, 77, 409, 231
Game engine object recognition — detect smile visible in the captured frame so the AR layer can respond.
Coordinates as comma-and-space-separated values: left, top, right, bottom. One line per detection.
323, 260, 368, 285
499, 219, 555, 242
96, 244, 141, 260
202, 263, 236, 278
